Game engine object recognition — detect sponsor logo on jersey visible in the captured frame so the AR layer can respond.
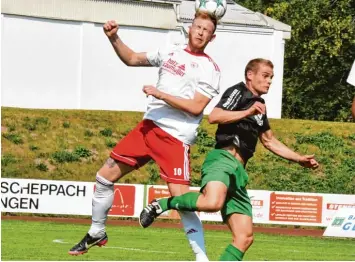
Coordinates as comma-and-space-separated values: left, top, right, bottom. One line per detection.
162, 58, 185, 76
222, 89, 241, 109
254, 114, 264, 126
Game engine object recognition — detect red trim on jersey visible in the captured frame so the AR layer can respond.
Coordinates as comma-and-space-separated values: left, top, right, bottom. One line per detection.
184, 48, 208, 57
184, 48, 220, 72
207, 57, 220, 72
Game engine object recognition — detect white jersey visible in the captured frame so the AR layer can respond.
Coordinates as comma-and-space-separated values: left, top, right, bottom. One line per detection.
347, 60, 355, 86
144, 45, 220, 145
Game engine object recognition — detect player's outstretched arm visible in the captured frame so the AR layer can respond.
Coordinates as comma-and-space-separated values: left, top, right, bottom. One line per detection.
143, 85, 211, 116
259, 129, 319, 169
103, 20, 151, 67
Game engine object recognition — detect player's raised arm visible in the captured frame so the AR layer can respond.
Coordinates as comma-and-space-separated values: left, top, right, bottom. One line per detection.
103, 20, 151, 67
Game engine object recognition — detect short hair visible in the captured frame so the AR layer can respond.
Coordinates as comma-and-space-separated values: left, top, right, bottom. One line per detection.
244, 58, 274, 78
194, 10, 217, 33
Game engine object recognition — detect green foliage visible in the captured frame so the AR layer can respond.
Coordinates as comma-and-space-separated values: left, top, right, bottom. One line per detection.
23, 122, 36, 131
84, 129, 94, 137
237, 0, 355, 121
100, 128, 113, 137
73, 145, 92, 158
62, 121, 71, 128
105, 138, 116, 148
196, 127, 215, 154
2, 133, 24, 144
35, 117, 49, 125
36, 163, 48, 172
52, 151, 80, 163
7, 124, 16, 132
29, 145, 39, 151
1, 154, 18, 167
145, 161, 160, 185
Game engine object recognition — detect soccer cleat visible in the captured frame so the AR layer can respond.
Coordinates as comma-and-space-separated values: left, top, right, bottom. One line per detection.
139, 199, 163, 228
68, 232, 108, 255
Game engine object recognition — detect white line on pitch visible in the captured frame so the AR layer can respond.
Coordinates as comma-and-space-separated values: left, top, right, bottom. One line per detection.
102, 246, 178, 254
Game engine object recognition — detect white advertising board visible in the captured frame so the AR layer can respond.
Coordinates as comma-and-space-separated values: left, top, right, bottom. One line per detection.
323, 208, 355, 238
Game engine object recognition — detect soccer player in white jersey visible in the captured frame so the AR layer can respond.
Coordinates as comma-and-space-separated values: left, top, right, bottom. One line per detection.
68, 11, 221, 261
347, 60, 355, 120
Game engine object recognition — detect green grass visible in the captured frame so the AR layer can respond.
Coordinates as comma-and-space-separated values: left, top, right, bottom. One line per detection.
1, 220, 354, 261
1, 107, 355, 193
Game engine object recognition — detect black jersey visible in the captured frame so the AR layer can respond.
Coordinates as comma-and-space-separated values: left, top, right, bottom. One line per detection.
214, 82, 271, 163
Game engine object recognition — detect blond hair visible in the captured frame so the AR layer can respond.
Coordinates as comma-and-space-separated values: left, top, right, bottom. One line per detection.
194, 10, 217, 33
245, 58, 274, 78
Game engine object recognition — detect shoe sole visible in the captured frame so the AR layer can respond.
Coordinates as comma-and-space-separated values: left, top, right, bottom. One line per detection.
68, 238, 108, 256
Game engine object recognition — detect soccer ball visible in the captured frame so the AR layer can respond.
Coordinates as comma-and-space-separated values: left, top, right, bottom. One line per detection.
195, 0, 227, 20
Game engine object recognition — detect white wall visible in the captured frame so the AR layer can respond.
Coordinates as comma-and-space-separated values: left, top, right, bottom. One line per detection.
1, 14, 286, 118
203, 28, 285, 118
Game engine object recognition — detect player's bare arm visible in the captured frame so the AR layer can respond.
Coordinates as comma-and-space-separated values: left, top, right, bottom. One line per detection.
259, 129, 319, 169
208, 101, 266, 124
103, 20, 151, 67
143, 85, 211, 116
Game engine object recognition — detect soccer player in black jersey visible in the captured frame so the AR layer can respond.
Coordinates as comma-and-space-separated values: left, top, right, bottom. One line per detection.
140, 58, 319, 261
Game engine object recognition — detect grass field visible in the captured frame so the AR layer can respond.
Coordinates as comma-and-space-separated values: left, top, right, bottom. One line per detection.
1, 220, 354, 261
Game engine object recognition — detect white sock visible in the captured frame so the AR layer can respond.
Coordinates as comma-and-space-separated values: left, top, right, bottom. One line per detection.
88, 173, 114, 237
179, 211, 209, 261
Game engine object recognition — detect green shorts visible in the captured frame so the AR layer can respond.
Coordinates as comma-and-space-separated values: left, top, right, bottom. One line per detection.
200, 149, 252, 222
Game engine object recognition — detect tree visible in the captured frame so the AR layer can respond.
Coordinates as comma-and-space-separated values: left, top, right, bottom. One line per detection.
237, 0, 355, 121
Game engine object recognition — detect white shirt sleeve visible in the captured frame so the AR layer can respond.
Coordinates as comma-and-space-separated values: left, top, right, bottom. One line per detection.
146, 49, 163, 67
146, 45, 179, 67
347, 60, 355, 86
196, 69, 221, 99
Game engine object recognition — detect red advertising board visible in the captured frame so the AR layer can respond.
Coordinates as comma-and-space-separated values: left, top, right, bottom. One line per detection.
269, 192, 322, 223
109, 185, 136, 216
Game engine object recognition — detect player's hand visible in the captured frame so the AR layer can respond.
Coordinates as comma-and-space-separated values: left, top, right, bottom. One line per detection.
298, 154, 319, 169
103, 20, 119, 38
247, 101, 266, 116
143, 85, 163, 100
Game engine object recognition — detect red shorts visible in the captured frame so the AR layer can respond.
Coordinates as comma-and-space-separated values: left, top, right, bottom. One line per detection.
110, 119, 191, 185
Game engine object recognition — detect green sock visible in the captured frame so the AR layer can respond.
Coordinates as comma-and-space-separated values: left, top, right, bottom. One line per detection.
158, 192, 199, 212
220, 244, 244, 261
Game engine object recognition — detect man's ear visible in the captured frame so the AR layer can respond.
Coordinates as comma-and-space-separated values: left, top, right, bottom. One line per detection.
209, 34, 216, 42
246, 70, 253, 81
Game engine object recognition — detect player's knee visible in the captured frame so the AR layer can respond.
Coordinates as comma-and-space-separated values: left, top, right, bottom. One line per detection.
98, 158, 129, 182
205, 198, 224, 212
233, 233, 254, 251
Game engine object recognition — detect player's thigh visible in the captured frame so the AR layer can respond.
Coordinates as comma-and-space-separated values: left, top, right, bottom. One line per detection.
98, 158, 136, 182
167, 183, 190, 196
110, 120, 151, 169
147, 124, 191, 186
199, 181, 227, 209
221, 187, 252, 222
